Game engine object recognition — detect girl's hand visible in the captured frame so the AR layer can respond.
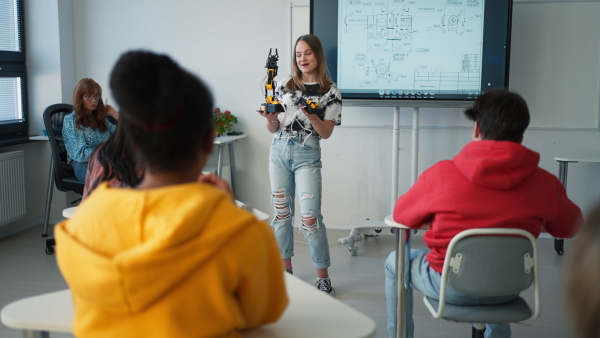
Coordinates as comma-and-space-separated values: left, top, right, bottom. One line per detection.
105, 105, 119, 120
299, 104, 317, 122
198, 173, 234, 198
257, 109, 279, 122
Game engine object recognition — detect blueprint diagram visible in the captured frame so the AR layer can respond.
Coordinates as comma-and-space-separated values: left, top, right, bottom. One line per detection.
338, 0, 484, 94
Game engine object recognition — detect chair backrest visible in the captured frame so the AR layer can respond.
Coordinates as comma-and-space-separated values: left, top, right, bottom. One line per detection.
42, 104, 84, 194
439, 228, 540, 318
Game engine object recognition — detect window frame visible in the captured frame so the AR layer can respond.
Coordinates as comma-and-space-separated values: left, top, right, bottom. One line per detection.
0, 0, 28, 142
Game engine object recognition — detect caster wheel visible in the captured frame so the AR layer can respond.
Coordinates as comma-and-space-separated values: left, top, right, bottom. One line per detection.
45, 246, 54, 255
375, 227, 382, 234
554, 238, 564, 256
348, 236, 356, 256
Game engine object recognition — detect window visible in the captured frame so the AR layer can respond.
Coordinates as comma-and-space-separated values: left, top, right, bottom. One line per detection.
0, 0, 28, 143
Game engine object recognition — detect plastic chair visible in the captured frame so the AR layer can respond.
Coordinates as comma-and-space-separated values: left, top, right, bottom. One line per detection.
423, 228, 540, 338
42, 104, 84, 254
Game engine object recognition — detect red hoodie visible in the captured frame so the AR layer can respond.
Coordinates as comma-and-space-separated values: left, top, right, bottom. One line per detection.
393, 140, 582, 273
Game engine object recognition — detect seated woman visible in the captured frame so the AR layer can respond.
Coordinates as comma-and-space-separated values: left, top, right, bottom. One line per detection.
55, 50, 288, 337
82, 121, 142, 199
62, 78, 119, 181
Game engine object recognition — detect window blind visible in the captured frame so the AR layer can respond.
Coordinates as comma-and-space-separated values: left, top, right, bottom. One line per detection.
0, 77, 24, 124
0, 0, 20, 53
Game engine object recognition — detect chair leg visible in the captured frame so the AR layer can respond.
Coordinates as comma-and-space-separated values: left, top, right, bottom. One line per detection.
45, 239, 55, 255
472, 323, 485, 338
42, 158, 55, 237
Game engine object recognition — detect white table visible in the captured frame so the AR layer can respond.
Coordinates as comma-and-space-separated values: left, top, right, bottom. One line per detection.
552, 151, 600, 255
62, 200, 268, 221
1, 274, 376, 338
384, 215, 431, 338
554, 151, 600, 188
213, 134, 248, 197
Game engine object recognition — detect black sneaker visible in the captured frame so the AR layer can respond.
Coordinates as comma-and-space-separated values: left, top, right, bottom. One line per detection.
284, 269, 293, 275
315, 278, 336, 297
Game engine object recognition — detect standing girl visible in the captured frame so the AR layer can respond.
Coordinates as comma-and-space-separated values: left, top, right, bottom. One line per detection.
63, 78, 119, 181
259, 34, 342, 295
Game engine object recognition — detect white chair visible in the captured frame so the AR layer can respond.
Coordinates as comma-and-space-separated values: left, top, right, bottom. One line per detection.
423, 228, 540, 338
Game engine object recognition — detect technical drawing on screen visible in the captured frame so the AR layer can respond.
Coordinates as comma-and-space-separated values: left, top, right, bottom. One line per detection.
312, 0, 511, 106
338, 0, 484, 98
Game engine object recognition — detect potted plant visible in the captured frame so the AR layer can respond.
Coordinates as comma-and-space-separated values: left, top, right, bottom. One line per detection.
213, 107, 238, 137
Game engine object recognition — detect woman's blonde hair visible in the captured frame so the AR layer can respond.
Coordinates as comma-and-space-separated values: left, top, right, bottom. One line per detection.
285, 34, 334, 93
566, 206, 600, 338
72, 78, 108, 131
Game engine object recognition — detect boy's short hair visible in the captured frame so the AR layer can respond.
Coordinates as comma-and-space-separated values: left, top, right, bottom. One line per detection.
464, 89, 530, 143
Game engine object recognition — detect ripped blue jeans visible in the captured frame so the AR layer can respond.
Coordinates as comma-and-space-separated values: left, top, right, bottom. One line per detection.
269, 131, 331, 270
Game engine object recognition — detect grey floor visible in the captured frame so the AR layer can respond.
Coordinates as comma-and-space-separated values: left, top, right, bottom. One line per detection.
0, 224, 577, 338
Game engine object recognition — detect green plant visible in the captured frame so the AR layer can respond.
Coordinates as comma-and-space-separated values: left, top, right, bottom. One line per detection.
213, 107, 238, 136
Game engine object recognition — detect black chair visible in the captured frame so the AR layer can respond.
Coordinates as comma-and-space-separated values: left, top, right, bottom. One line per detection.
42, 103, 84, 255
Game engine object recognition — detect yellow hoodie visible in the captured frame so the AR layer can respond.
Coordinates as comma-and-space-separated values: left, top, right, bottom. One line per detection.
56, 182, 288, 337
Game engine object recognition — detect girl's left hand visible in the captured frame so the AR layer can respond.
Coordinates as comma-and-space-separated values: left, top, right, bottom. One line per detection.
298, 104, 317, 121
198, 173, 234, 198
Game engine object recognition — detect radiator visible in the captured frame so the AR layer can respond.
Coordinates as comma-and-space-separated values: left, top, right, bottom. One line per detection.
0, 151, 26, 227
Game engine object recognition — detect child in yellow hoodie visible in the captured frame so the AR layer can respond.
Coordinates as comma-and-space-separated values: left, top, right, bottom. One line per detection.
55, 50, 288, 338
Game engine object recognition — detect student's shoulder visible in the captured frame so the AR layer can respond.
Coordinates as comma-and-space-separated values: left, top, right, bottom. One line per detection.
427, 159, 455, 173
529, 166, 563, 187
324, 83, 341, 100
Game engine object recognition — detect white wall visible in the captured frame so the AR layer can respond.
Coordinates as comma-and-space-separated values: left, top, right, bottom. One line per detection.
11, 0, 600, 236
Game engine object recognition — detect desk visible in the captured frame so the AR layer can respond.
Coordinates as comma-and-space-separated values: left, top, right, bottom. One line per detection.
553, 150, 600, 255
554, 151, 600, 188
384, 215, 428, 338
36, 133, 248, 237
1, 274, 376, 338
62, 200, 268, 221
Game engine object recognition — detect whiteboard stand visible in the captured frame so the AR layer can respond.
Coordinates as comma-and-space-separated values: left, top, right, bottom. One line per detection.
343, 106, 420, 258
410, 107, 419, 186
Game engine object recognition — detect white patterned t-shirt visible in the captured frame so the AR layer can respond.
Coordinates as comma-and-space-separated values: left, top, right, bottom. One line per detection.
275, 79, 342, 137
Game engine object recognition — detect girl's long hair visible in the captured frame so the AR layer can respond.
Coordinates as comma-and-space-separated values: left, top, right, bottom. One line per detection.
95, 121, 143, 188
285, 34, 334, 93
72, 78, 109, 131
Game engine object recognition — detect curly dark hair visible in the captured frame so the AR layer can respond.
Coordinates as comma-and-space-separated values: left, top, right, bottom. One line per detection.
109, 50, 214, 172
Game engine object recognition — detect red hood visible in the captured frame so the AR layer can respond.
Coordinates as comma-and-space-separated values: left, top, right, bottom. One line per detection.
453, 140, 540, 190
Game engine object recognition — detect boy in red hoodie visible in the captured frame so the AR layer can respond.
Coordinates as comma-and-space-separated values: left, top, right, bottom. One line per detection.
385, 89, 583, 338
